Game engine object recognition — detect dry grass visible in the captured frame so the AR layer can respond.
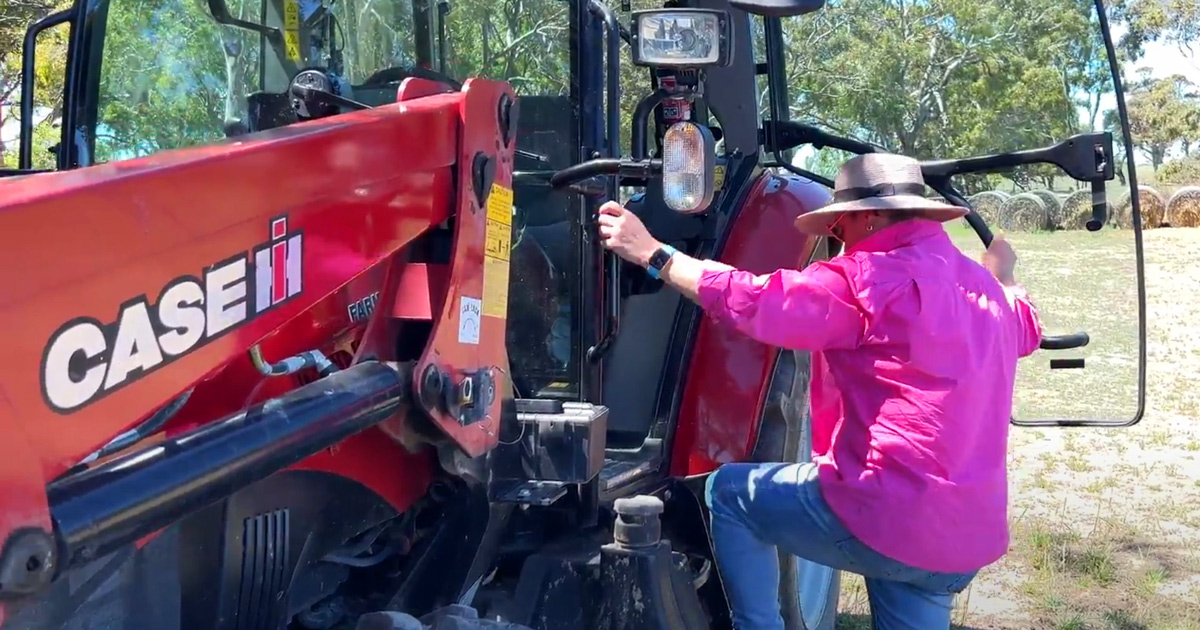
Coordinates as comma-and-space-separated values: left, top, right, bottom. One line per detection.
836, 221, 1200, 629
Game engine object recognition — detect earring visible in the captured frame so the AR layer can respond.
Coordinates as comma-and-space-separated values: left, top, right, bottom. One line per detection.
867, 224, 875, 232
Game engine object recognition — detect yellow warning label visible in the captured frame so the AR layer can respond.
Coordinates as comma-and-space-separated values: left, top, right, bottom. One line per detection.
486, 184, 514, 226
283, 0, 301, 61
284, 0, 299, 27
485, 219, 511, 261
714, 164, 726, 191
482, 183, 513, 318
482, 256, 510, 319
284, 32, 301, 61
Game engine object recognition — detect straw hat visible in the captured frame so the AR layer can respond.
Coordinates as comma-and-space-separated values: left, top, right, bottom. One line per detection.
794, 152, 968, 236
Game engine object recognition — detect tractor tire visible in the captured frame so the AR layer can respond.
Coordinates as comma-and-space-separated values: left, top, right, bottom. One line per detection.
761, 349, 841, 630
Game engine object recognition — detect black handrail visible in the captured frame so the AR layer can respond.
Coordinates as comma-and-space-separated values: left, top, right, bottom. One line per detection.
19, 8, 72, 170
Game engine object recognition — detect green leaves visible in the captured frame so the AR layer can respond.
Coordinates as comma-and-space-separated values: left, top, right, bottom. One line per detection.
1, 0, 1197, 176
1124, 74, 1200, 169
777, 0, 1102, 164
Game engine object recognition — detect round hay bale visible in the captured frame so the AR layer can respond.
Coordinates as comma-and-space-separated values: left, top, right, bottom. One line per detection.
1113, 186, 1166, 229
1060, 189, 1109, 230
999, 193, 1049, 232
1166, 187, 1200, 228
1028, 189, 1064, 229
968, 191, 1009, 226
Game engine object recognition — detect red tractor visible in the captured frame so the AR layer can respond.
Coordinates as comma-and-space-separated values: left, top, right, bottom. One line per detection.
0, 0, 1146, 628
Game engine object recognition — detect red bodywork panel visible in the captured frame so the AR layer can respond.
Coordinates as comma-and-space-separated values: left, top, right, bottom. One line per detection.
0, 80, 515, 619
671, 173, 832, 476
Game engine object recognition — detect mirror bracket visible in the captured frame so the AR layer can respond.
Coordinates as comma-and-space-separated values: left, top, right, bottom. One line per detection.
207, 0, 283, 43
920, 132, 1116, 185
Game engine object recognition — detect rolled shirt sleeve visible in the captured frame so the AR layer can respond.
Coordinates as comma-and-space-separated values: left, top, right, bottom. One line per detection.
694, 259, 866, 351
1004, 284, 1043, 358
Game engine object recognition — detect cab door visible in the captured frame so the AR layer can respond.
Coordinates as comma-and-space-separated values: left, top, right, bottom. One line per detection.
781, 0, 1148, 428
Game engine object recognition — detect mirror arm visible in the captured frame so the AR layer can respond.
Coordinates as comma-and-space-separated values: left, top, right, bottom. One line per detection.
207, 0, 283, 43
761, 120, 881, 156
549, 158, 663, 189
763, 122, 1116, 190
920, 132, 1116, 184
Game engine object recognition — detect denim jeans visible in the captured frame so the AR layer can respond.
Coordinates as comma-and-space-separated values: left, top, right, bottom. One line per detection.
705, 462, 978, 630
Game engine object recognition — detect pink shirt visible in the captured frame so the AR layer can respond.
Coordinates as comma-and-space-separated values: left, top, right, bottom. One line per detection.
696, 218, 1042, 573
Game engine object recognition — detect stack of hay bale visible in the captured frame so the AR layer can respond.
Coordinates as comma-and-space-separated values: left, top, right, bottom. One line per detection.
1166, 187, 1200, 228
967, 191, 1009, 227
1059, 189, 1110, 230
1113, 186, 1166, 229
999, 193, 1050, 232
1028, 190, 1064, 229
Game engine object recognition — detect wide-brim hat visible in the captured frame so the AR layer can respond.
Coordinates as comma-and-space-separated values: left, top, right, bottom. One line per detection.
794, 152, 968, 236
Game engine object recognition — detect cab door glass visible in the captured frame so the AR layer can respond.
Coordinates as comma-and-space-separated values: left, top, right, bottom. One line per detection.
773, 0, 1144, 425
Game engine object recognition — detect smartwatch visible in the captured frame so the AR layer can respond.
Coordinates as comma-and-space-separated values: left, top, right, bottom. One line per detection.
646, 245, 678, 279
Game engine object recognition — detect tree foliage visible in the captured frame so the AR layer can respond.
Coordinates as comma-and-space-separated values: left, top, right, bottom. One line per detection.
1159, 156, 1200, 184
778, 0, 1110, 193
1110, 0, 1200, 61
1, 0, 69, 167
1122, 73, 1200, 169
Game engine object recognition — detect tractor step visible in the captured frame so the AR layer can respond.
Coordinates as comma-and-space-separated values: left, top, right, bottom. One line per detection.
356, 604, 533, 629
490, 400, 608, 505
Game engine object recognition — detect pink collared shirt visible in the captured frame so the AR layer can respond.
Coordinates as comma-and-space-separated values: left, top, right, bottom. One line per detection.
696, 218, 1042, 573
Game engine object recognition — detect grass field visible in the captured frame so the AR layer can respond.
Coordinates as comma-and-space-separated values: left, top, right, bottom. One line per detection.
835, 223, 1200, 629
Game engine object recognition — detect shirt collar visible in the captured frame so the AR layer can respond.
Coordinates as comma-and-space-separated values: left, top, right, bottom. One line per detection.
846, 218, 947, 254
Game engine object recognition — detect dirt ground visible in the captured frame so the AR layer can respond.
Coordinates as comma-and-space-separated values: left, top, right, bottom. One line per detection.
836, 226, 1200, 630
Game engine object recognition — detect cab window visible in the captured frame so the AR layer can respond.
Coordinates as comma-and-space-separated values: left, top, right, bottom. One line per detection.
88, 0, 264, 163
84, 0, 426, 164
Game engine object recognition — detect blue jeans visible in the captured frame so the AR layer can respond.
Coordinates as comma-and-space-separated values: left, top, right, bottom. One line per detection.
705, 462, 978, 630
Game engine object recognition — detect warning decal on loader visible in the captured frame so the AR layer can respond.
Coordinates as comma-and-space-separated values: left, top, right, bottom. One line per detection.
283, 0, 301, 62
482, 184, 513, 319
40, 217, 304, 414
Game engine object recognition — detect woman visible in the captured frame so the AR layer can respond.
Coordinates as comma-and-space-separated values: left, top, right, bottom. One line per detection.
596, 152, 1042, 630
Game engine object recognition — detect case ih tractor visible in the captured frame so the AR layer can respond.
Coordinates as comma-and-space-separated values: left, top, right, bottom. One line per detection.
0, 0, 1146, 628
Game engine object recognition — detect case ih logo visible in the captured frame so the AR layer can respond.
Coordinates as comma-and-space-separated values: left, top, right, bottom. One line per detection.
40, 217, 304, 413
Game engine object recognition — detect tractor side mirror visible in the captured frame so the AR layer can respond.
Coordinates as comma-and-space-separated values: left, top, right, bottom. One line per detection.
728, 0, 825, 18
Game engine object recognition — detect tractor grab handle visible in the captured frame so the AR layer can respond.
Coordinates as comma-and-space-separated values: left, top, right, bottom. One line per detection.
1040, 332, 1090, 351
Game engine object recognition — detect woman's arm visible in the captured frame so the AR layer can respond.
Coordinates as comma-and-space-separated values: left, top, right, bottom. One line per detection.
660, 252, 865, 351
595, 201, 865, 351
982, 235, 1043, 357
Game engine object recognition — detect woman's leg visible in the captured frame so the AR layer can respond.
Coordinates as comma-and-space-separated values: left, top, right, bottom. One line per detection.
862, 578, 957, 630
705, 462, 858, 630
705, 462, 977, 630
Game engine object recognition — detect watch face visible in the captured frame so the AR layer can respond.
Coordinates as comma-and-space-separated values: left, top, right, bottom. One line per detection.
650, 248, 672, 270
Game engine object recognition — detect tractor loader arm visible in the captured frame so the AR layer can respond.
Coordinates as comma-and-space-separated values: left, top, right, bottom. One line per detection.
0, 77, 519, 626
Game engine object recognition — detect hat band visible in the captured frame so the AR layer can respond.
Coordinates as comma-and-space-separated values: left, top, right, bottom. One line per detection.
832, 182, 928, 203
